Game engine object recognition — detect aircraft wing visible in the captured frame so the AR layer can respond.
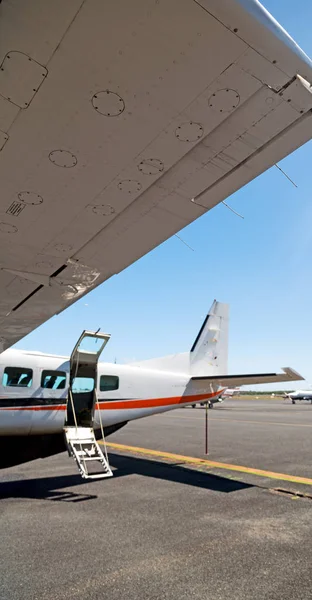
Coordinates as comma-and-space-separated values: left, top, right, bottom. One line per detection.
1, 0, 312, 350
191, 367, 305, 388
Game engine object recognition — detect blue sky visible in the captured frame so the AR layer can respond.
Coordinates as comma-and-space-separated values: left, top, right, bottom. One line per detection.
14, 0, 312, 390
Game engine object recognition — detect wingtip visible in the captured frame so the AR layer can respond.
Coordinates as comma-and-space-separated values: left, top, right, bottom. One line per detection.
282, 367, 305, 381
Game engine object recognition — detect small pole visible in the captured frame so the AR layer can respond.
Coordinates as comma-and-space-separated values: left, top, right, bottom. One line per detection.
205, 401, 209, 455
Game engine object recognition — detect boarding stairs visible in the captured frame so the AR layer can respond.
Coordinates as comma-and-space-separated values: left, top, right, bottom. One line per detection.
63, 330, 113, 480
64, 426, 112, 480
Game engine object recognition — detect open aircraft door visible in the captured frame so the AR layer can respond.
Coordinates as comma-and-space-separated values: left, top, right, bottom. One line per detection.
64, 330, 113, 479
66, 330, 110, 428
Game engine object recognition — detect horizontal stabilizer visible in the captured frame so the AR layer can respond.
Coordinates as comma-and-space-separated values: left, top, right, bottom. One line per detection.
191, 368, 304, 388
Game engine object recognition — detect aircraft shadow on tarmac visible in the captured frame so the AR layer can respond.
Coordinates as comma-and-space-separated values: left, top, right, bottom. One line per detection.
108, 453, 252, 494
0, 453, 252, 501
0, 474, 98, 503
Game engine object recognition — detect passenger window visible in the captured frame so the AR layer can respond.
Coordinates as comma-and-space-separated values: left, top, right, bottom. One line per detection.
2, 367, 33, 388
100, 375, 119, 392
41, 370, 67, 390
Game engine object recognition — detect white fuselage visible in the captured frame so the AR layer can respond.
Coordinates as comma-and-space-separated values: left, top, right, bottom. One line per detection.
221, 387, 240, 397
288, 390, 312, 401
0, 349, 222, 436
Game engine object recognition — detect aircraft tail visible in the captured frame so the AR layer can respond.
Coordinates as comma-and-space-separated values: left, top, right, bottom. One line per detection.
129, 299, 304, 400
190, 300, 229, 377
129, 300, 229, 376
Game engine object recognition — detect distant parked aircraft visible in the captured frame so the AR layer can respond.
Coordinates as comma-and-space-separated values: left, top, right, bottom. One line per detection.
284, 389, 312, 404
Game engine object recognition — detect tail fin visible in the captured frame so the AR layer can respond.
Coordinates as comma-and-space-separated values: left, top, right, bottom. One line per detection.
190, 300, 229, 376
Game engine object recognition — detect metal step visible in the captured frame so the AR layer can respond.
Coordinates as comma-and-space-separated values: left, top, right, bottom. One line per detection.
75, 456, 105, 462
64, 426, 113, 480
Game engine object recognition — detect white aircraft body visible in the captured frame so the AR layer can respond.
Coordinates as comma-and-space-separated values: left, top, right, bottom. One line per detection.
0, 1, 312, 352
0, 301, 303, 472
285, 390, 312, 404
221, 387, 241, 397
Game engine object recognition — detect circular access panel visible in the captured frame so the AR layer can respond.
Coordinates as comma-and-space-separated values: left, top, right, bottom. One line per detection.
91, 204, 115, 216
0, 222, 18, 233
265, 96, 275, 106
54, 243, 73, 253
92, 90, 125, 116
208, 89, 240, 113
138, 158, 164, 175
18, 191, 43, 205
117, 180, 142, 194
35, 261, 54, 270
49, 150, 77, 168
175, 122, 203, 142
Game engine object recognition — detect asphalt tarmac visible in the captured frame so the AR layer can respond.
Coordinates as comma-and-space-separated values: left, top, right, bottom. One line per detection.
1, 399, 312, 600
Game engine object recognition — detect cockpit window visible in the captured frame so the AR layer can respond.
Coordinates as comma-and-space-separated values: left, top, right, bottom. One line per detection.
2, 367, 33, 388
100, 375, 119, 392
41, 370, 67, 390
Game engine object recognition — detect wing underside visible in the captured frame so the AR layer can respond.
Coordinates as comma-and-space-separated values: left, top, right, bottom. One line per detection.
0, 0, 312, 349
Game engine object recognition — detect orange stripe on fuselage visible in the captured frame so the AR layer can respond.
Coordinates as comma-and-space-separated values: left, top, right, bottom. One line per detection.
0, 389, 223, 411
97, 389, 223, 411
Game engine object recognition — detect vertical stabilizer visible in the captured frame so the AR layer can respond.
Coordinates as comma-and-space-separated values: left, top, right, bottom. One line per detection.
190, 301, 229, 376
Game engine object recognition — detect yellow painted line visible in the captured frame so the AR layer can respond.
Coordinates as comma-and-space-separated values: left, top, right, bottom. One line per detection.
104, 441, 312, 487
165, 414, 312, 428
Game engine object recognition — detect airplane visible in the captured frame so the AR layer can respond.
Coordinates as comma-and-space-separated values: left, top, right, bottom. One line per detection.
190, 398, 222, 408
0, 301, 303, 476
0, 2, 311, 478
190, 384, 240, 407
221, 387, 240, 398
283, 389, 312, 404
0, 0, 312, 355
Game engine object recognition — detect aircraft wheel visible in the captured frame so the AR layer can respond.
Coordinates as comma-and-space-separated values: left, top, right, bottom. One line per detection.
292, 399, 296, 404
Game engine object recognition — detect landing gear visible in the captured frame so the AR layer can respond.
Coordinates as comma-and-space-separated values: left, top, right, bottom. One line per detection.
292, 399, 296, 404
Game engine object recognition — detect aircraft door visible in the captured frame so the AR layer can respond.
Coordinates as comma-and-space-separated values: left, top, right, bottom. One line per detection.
65, 330, 110, 428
